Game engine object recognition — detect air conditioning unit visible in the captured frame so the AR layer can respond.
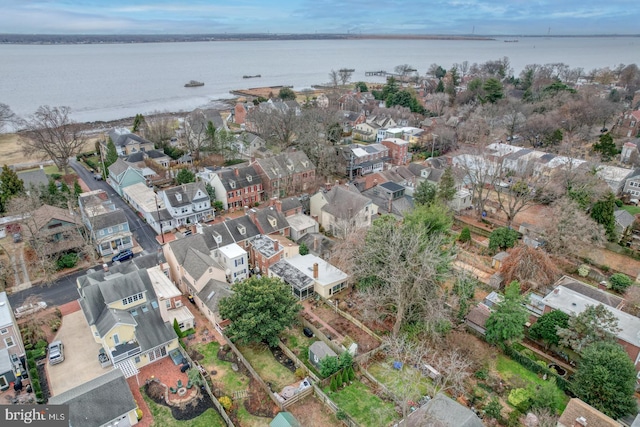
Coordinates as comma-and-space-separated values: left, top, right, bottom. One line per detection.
175, 300, 183, 308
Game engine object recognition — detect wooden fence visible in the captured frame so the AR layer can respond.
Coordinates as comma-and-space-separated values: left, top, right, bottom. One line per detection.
277, 340, 320, 383
312, 384, 361, 427
179, 347, 235, 427
319, 298, 383, 343
281, 386, 314, 409
301, 317, 346, 355
220, 331, 284, 410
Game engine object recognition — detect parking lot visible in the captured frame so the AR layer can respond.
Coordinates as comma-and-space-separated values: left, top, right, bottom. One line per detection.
46, 310, 107, 396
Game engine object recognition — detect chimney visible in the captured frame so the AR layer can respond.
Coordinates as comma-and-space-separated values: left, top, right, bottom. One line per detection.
234, 168, 239, 176
313, 263, 319, 279
574, 416, 587, 427
196, 223, 203, 234
313, 235, 318, 251
270, 196, 278, 207
273, 239, 279, 251
275, 200, 282, 213
388, 197, 392, 213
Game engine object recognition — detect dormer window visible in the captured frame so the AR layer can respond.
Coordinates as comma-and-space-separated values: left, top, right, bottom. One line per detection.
212, 231, 222, 244
229, 180, 236, 189
267, 215, 277, 228
247, 175, 252, 182
237, 224, 246, 235
176, 194, 182, 202
301, 160, 308, 168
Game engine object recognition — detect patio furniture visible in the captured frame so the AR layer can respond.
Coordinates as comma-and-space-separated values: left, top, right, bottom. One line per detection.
186, 380, 193, 389
177, 379, 183, 388
170, 387, 177, 394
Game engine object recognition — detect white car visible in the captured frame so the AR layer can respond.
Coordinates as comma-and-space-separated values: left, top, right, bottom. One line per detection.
14, 301, 47, 319
48, 341, 64, 365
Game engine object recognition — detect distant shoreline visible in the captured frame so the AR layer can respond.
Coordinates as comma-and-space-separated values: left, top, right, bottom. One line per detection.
0, 33, 638, 45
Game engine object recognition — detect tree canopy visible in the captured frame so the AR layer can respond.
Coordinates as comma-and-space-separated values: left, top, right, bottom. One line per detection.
572, 341, 637, 419
484, 281, 528, 348
175, 168, 195, 184
488, 227, 519, 253
0, 164, 24, 212
528, 310, 569, 347
557, 304, 620, 354
278, 87, 296, 101
413, 181, 437, 206
218, 276, 301, 346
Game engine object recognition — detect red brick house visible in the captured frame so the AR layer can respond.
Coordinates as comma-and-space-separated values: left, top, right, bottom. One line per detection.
380, 138, 410, 165
615, 110, 640, 138
253, 152, 316, 199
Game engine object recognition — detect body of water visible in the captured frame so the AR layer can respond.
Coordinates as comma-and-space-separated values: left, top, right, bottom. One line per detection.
1, 37, 638, 124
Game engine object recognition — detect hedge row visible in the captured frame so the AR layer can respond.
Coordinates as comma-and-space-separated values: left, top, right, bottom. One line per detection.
502, 345, 572, 393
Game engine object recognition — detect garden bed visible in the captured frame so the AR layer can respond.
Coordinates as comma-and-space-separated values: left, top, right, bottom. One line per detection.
143, 381, 224, 426
310, 303, 381, 353
366, 359, 431, 403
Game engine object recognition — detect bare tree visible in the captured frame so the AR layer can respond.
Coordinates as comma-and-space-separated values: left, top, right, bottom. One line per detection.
540, 197, 606, 256
499, 245, 561, 293
353, 217, 450, 336
19, 106, 86, 175
427, 349, 472, 397
425, 93, 448, 117
454, 148, 502, 218
525, 409, 559, 427
338, 68, 353, 86
328, 69, 340, 88
246, 104, 299, 150
495, 161, 550, 226
623, 285, 640, 316
0, 103, 16, 132
143, 113, 176, 147
183, 109, 211, 162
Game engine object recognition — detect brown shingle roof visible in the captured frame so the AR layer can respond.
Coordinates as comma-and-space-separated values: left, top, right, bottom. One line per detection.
557, 398, 622, 427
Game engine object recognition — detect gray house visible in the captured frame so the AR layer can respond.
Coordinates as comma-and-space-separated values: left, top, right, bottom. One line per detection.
308, 341, 337, 371
49, 369, 139, 427
406, 393, 484, 427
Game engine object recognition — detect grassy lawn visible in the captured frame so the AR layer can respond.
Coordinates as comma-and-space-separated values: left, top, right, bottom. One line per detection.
238, 343, 297, 390
191, 342, 249, 393
235, 405, 273, 427
142, 391, 225, 427
280, 327, 323, 377
324, 380, 399, 427
367, 361, 431, 402
621, 205, 640, 215
496, 355, 569, 413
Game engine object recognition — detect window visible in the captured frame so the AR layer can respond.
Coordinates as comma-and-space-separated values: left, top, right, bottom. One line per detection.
4, 336, 15, 348
165, 300, 171, 309
108, 227, 113, 233
150, 301, 158, 309
113, 334, 120, 345
0, 328, 7, 335
142, 305, 149, 313
130, 309, 138, 317
134, 356, 141, 364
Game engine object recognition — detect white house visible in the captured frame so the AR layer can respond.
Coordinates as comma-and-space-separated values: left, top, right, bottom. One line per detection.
213, 243, 249, 283
157, 182, 214, 227
269, 254, 349, 301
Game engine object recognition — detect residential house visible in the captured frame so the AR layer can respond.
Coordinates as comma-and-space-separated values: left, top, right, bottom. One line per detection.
24, 205, 84, 256
0, 292, 25, 391
596, 165, 633, 194
269, 254, 348, 300
615, 110, 640, 139
199, 165, 263, 211
122, 182, 174, 235
253, 152, 316, 198
287, 213, 319, 241
77, 258, 180, 371
234, 133, 266, 159
380, 138, 410, 165
108, 158, 147, 196
79, 190, 133, 257
362, 181, 413, 218
194, 278, 233, 329
247, 204, 291, 237
621, 140, 640, 163
353, 122, 380, 142
280, 197, 304, 217
557, 398, 622, 427
49, 369, 139, 427
405, 393, 484, 427
250, 235, 285, 275
147, 264, 195, 331
465, 303, 492, 335
310, 184, 373, 238
623, 169, 640, 200
340, 110, 366, 133
125, 149, 171, 169
213, 243, 249, 283
351, 172, 389, 193
16, 167, 49, 190
541, 276, 640, 368
614, 209, 636, 238
233, 102, 252, 125
157, 182, 214, 227
104, 128, 154, 157
297, 233, 335, 260
341, 143, 389, 178
271, 412, 303, 427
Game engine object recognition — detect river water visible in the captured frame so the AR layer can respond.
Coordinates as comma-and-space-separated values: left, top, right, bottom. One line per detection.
1, 37, 638, 124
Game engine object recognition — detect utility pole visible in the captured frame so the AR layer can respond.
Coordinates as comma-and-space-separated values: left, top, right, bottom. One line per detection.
155, 193, 165, 244
431, 134, 438, 159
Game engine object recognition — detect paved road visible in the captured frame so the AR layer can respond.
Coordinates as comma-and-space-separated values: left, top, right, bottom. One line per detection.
8, 158, 162, 309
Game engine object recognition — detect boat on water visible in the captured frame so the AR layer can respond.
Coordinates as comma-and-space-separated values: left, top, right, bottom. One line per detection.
184, 80, 204, 87
504, 40, 519, 43
242, 74, 261, 79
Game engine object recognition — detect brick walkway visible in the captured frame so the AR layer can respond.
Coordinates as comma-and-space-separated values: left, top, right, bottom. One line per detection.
58, 300, 80, 316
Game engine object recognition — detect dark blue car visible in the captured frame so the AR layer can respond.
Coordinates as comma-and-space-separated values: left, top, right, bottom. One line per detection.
112, 249, 134, 263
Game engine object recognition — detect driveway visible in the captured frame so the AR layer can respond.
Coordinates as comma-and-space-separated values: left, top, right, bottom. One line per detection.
46, 310, 108, 396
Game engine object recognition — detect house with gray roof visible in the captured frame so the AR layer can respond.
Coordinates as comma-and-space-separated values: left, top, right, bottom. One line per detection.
614, 209, 636, 237
247, 205, 290, 237
158, 182, 214, 226
198, 165, 263, 211
16, 167, 49, 189
542, 276, 640, 367
108, 158, 147, 196
77, 259, 179, 373
296, 233, 334, 260
308, 341, 337, 371
79, 189, 133, 257
125, 148, 171, 169
49, 369, 139, 427
406, 393, 483, 427
253, 152, 316, 198
310, 183, 372, 238
105, 128, 154, 157
269, 254, 348, 301
196, 278, 233, 327
362, 181, 414, 219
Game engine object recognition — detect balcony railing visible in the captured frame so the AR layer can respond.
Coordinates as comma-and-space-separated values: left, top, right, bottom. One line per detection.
110, 341, 142, 364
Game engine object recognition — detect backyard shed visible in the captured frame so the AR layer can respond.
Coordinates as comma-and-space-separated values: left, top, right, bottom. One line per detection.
308, 341, 337, 370
270, 411, 302, 427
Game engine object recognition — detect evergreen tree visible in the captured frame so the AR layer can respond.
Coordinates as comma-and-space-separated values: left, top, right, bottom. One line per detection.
413, 181, 437, 206
482, 78, 504, 104
0, 164, 24, 209
205, 182, 216, 201
436, 79, 445, 93
132, 113, 145, 132
73, 180, 82, 197
485, 281, 528, 348
175, 168, 195, 184
591, 192, 617, 241
593, 133, 619, 162
105, 138, 119, 169
437, 166, 456, 202
299, 242, 309, 256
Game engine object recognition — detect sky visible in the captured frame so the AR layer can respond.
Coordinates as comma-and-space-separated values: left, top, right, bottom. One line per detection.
0, 0, 638, 36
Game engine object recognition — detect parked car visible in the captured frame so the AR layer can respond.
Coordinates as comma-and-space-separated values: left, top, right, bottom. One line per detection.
112, 249, 134, 263
93, 173, 103, 180
303, 327, 314, 338
14, 301, 47, 319
48, 341, 64, 365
